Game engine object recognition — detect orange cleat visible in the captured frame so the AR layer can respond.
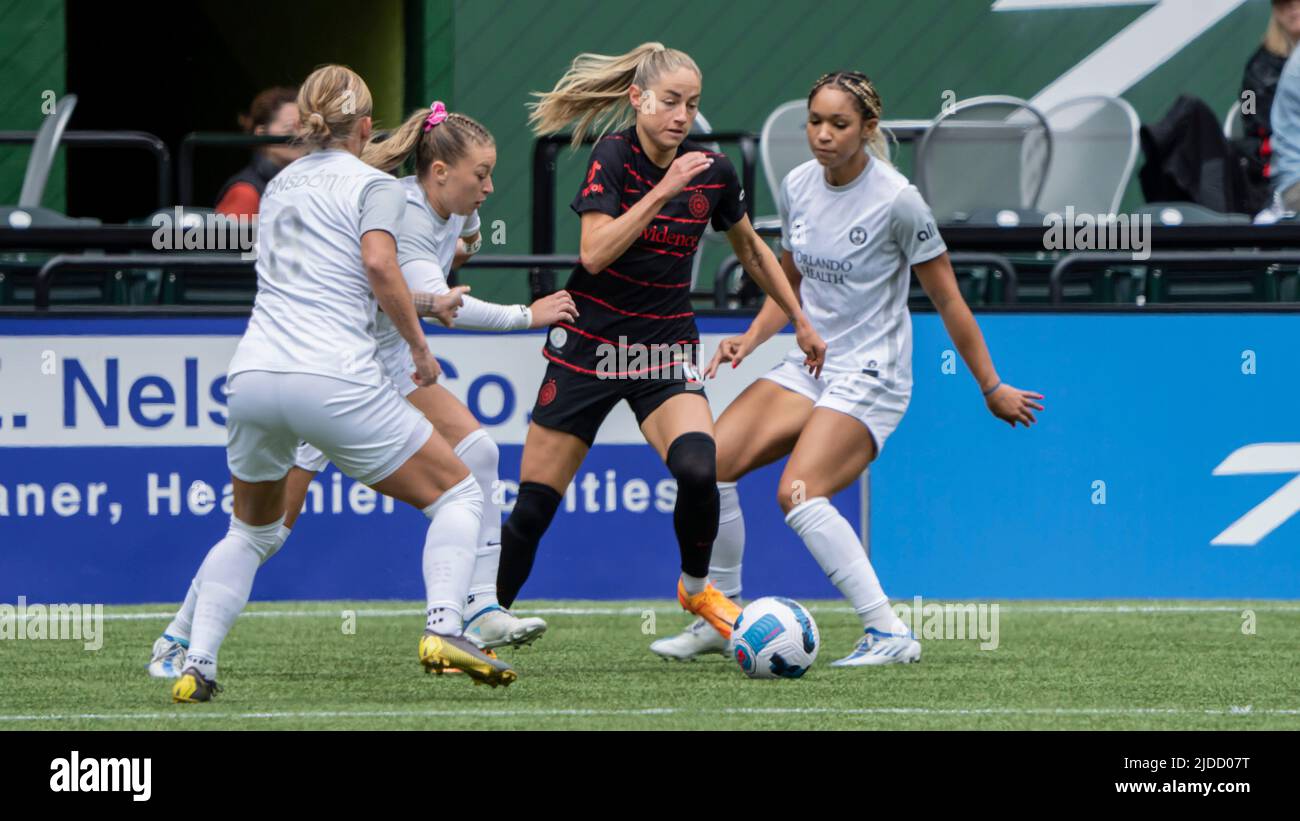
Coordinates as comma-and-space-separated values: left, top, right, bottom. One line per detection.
677, 579, 741, 639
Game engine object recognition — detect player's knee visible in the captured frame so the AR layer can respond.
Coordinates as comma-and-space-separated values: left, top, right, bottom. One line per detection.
503, 481, 564, 542
454, 428, 499, 478
666, 432, 717, 499
775, 474, 808, 515
229, 514, 287, 563
423, 473, 483, 521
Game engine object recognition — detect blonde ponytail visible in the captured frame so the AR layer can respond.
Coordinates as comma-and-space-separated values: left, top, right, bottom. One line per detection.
362, 104, 495, 175
296, 64, 374, 151
528, 42, 701, 147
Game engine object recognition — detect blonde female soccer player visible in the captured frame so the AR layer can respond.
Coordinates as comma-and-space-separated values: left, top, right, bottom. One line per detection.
494, 43, 825, 638
149, 103, 575, 679
159, 66, 515, 701
651, 71, 1045, 666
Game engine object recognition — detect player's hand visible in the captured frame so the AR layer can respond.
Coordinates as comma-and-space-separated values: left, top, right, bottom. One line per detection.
657, 151, 714, 199
794, 321, 826, 379
528, 290, 578, 328
986, 383, 1044, 427
428, 285, 471, 328
703, 334, 756, 379
411, 347, 441, 387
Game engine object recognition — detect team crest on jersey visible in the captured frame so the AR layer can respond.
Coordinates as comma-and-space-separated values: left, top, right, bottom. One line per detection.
548, 326, 568, 349
688, 192, 709, 219
849, 226, 868, 245
538, 378, 558, 407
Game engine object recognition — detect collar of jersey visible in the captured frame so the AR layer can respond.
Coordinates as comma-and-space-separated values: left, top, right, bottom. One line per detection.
821, 153, 874, 194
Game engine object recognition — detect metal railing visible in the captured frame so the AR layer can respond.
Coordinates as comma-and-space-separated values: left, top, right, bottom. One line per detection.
177, 132, 293, 206
1049, 250, 1300, 304
0, 130, 172, 210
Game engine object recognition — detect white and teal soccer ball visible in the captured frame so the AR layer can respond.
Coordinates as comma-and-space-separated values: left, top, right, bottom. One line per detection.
729, 597, 820, 679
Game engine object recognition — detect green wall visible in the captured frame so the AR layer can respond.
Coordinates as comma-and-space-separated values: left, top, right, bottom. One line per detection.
0, 0, 66, 210
432, 0, 1272, 303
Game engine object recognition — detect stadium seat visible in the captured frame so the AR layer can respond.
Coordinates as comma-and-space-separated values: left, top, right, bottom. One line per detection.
1037, 94, 1140, 216
915, 96, 1052, 223
1223, 99, 1244, 140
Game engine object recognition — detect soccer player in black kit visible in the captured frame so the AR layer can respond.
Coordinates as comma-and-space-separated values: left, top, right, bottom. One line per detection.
496, 42, 825, 639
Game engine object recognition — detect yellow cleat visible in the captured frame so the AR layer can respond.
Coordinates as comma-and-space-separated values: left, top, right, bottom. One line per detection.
171, 667, 221, 703
418, 631, 517, 688
442, 647, 498, 675
678, 579, 741, 639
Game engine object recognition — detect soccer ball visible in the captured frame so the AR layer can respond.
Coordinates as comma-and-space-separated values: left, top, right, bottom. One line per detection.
729, 597, 820, 679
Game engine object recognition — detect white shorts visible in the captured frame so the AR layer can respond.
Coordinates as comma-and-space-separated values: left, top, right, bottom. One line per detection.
375, 331, 420, 400
294, 332, 420, 473
226, 370, 433, 486
760, 359, 910, 455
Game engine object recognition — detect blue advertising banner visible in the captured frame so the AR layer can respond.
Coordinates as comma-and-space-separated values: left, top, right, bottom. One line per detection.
1, 313, 1297, 602
0, 316, 858, 604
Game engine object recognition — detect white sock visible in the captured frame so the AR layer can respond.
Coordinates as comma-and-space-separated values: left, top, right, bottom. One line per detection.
785, 497, 907, 635
187, 515, 286, 677
167, 524, 290, 642
680, 572, 707, 595
455, 429, 502, 620
421, 474, 482, 636
710, 482, 744, 601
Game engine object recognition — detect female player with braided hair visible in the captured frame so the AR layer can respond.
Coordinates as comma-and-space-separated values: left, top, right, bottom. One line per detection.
650, 71, 1045, 666
494, 42, 826, 638
149, 100, 575, 684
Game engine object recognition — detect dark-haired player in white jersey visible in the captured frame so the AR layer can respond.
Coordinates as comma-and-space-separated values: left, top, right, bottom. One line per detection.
651, 71, 1045, 666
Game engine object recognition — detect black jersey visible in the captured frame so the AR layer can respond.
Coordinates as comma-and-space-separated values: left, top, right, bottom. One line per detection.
543, 126, 747, 375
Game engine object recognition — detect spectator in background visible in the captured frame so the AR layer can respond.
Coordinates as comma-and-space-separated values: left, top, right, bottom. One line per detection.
1268, 0, 1300, 212
1140, 2, 1299, 216
1238, 0, 1300, 194
214, 86, 304, 216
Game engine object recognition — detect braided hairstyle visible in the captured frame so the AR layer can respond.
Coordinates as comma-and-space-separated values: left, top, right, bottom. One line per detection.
361, 106, 495, 176
808, 71, 892, 165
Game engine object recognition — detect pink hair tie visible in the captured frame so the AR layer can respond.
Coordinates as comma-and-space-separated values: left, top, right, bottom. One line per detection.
423, 101, 448, 132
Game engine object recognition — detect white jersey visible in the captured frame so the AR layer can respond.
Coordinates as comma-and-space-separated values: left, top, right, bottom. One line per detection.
778, 157, 946, 389
372, 175, 481, 348
228, 149, 402, 388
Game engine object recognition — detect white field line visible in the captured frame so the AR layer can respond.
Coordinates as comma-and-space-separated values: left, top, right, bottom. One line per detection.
31, 602, 1300, 622
0, 705, 1296, 723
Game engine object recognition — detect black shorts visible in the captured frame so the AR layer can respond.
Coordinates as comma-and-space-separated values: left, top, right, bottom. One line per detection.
529, 359, 708, 447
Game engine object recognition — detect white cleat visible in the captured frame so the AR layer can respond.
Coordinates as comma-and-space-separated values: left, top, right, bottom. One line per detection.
463, 605, 547, 649
146, 634, 190, 678
830, 627, 922, 667
649, 617, 729, 661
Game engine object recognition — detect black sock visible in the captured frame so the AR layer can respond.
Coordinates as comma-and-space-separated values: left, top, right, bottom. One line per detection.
666, 432, 719, 579
497, 481, 563, 608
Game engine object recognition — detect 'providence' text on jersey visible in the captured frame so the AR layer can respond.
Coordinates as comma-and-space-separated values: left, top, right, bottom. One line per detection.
545, 126, 746, 374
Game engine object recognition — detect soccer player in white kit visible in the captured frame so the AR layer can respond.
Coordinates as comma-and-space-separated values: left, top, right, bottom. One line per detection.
149, 103, 574, 681
286, 103, 578, 652
162, 66, 515, 701
650, 71, 1045, 666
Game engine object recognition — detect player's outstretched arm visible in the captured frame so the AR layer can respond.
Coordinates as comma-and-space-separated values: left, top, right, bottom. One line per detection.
724, 215, 825, 377
704, 249, 802, 379
914, 253, 1044, 427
